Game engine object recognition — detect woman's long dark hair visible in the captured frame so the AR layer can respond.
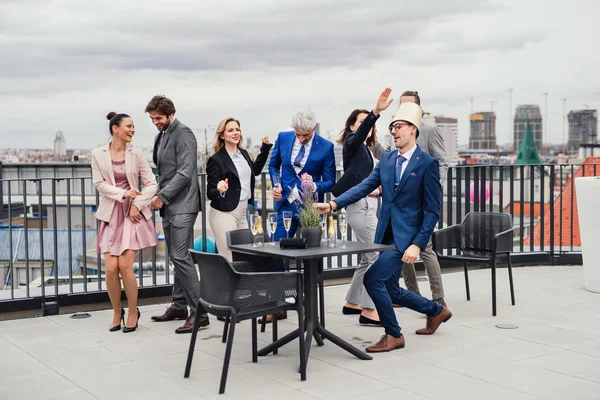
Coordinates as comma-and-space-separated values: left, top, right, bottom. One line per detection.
336, 109, 377, 147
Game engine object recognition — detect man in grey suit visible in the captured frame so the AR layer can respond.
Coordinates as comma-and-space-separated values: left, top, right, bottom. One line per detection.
369, 90, 448, 305
146, 95, 209, 333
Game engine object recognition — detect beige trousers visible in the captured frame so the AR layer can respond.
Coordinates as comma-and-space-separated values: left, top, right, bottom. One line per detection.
208, 201, 248, 262
402, 238, 445, 300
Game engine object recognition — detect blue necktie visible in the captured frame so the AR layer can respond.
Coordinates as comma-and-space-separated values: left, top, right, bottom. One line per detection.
395, 155, 407, 185
294, 145, 306, 167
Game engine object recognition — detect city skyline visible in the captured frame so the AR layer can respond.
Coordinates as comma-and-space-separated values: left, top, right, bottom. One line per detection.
2, 102, 598, 153
2, 1, 599, 149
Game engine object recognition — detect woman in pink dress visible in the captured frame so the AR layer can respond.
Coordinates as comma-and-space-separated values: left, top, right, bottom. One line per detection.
91, 112, 158, 333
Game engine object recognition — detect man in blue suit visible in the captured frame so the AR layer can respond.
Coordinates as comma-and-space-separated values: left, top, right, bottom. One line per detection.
269, 109, 336, 240
316, 97, 452, 352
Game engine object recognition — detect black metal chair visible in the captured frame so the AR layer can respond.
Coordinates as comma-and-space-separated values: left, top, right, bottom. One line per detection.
227, 229, 274, 335
432, 212, 516, 316
227, 228, 327, 333
185, 251, 305, 394
226, 229, 274, 273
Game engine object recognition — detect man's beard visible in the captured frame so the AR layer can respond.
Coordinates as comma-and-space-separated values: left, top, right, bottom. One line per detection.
160, 118, 172, 132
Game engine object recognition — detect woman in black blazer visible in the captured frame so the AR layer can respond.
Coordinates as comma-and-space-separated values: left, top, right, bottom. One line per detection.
333, 88, 394, 326
207, 117, 272, 261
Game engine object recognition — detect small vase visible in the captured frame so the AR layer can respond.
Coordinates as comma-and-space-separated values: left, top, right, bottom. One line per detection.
301, 227, 322, 248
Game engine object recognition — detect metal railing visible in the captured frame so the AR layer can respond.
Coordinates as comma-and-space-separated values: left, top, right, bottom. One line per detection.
1, 162, 597, 311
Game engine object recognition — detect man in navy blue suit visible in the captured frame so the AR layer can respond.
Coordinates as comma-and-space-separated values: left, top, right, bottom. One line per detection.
269, 109, 336, 240
316, 93, 452, 352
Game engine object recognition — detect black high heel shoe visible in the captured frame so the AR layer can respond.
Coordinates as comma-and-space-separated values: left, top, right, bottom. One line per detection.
123, 308, 140, 333
109, 308, 125, 332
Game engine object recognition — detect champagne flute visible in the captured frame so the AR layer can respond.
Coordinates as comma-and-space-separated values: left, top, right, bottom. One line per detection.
272, 173, 282, 192
283, 211, 292, 239
249, 212, 259, 247
339, 212, 348, 248
320, 214, 327, 242
268, 212, 278, 245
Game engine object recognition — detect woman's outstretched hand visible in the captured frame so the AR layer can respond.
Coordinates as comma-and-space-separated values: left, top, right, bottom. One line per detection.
373, 87, 394, 116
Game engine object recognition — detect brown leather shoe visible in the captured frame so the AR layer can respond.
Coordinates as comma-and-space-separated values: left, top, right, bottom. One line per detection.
415, 306, 452, 335
257, 311, 287, 324
151, 307, 188, 322
175, 314, 209, 334
365, 334, 405, 353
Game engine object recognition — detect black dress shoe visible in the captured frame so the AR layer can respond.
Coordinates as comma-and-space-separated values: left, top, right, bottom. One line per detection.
109, 308, 125, 332
359, 315, 382, 326
175, 314, 209, 334
342, 306, 362, 315
123, 308, 140, 333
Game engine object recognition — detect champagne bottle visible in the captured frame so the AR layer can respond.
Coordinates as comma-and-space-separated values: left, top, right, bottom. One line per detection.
327, 214, 336, 247
256, 216, 264, 246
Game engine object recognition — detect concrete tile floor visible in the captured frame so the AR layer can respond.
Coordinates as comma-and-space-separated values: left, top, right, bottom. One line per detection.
1, 265, 599, 399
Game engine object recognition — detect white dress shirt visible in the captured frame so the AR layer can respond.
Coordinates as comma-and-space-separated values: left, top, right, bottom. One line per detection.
227, 149, 252, 202
290, 135, 315, 174
397, 144, 417, 181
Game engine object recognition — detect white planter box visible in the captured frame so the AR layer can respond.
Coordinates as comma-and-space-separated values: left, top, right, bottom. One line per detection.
575, 177, 600, 293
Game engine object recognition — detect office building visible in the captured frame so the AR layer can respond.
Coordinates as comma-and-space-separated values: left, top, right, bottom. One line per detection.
469, 112, 496, 150
53, 131, 67, 158
568, 110, 597, 152
514, 105, 542, 153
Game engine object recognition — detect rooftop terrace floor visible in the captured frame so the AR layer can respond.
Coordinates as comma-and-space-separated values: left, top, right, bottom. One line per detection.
1, 265, 599, 399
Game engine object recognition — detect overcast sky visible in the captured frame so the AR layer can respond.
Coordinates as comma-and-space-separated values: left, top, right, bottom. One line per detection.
2, 0, 599, 150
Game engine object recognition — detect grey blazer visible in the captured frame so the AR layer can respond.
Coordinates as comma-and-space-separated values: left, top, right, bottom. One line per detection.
369, 140, 387, 161
152, 118, 201, 217
416, 122, 448, 185
369, 121, 448, 185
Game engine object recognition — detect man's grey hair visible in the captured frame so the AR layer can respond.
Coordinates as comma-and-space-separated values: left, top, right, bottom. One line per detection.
291, 109, 317, 132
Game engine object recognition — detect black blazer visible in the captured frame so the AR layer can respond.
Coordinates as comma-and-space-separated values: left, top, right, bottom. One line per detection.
206, 142, 272, 212
331, 111, 379, 197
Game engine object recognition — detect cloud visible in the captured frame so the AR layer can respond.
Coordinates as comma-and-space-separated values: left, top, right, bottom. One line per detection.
1, 0, 498, 79
438, 33, 547, 54
1, 0, 599, 149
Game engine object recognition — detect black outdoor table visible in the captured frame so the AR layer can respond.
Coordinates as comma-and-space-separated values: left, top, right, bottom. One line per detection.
229, 241, 394, 366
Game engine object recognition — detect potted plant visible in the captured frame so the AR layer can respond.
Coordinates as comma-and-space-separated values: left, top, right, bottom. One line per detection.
296, 178, 322, 247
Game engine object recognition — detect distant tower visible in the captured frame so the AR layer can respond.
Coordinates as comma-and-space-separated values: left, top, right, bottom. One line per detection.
514, 105, 542, 153
469, 112, 496, 150
568, 110, 598, 152
53, 131, 67, 157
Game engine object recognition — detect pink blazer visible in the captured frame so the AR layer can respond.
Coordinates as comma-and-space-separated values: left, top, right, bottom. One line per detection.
91, 143, 157, 223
